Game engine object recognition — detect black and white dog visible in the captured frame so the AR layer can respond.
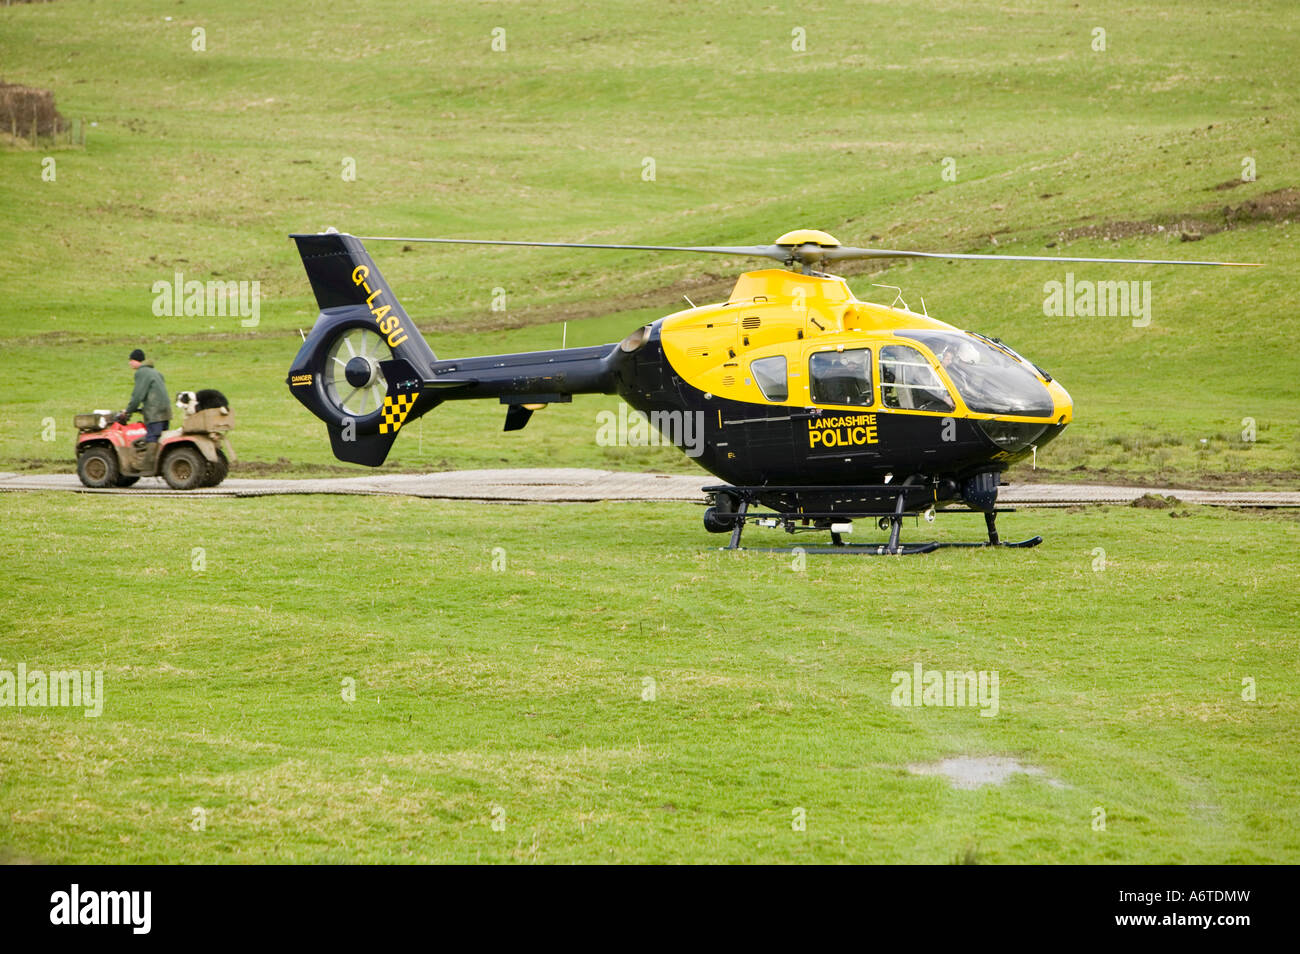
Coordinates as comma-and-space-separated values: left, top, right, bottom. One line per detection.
176, 389, 231, 417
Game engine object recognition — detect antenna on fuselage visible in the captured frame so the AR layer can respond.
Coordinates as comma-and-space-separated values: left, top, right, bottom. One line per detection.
872, 283, 909, 312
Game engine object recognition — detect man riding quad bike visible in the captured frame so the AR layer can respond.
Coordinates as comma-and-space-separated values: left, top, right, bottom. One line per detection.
74, 400, 235, 490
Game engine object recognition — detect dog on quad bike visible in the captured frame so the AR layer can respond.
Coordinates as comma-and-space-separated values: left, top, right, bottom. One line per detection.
74, 394, 235, 490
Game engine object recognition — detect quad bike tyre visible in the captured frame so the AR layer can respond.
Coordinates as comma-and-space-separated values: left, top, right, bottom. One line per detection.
161, 446, 207, 490
202, 450, 229, 487
76, 446, 119, 488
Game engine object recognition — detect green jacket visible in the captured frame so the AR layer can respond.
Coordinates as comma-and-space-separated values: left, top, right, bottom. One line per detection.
125, 361, 170, 423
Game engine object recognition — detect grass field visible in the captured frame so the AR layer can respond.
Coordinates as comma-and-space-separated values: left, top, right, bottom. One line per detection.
0, 494, 1296, 863
1, 0, 1298, 865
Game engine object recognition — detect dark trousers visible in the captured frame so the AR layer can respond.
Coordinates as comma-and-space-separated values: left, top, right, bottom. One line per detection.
144, 420, 170, 443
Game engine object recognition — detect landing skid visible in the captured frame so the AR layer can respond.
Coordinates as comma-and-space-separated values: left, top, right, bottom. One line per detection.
704, 484, 1042, 555
734, 538, 1043, 556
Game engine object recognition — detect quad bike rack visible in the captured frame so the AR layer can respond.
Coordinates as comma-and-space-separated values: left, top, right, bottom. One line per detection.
703, 484, 1041, 555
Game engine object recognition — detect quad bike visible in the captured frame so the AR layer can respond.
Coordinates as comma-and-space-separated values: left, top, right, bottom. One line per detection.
74, 408, 235, 489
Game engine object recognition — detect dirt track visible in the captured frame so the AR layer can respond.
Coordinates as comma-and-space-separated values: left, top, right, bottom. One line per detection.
2, 469, 1297, 507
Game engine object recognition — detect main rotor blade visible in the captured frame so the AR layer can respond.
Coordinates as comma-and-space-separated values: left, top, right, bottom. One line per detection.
354, 235, 787, 261
351, 234, 1262, 268
822, 247, 1263, 267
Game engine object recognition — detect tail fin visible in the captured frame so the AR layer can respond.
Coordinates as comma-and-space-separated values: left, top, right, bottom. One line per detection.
291, 232, 437, 368
287, 233, 440, 466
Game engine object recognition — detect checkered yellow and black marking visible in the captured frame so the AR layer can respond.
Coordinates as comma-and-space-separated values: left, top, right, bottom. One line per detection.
378, 392, 419, 434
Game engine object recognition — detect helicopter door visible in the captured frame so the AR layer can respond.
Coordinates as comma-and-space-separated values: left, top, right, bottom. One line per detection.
808, 348, 873, 408
802, 347, 881, 464
878, 344, 955, 413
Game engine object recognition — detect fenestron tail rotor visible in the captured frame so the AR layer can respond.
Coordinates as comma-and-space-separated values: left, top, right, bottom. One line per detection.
324, 327, 392, 418
353, 228, 1262, 270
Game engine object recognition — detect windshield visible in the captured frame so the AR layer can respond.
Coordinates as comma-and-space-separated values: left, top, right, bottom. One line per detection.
896, 331, 1054, 417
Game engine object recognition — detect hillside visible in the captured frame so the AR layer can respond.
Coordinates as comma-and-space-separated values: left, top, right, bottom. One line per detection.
1, 0, 1296, 485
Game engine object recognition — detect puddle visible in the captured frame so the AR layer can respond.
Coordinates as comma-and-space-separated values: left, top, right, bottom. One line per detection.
908, 756, 1062, 790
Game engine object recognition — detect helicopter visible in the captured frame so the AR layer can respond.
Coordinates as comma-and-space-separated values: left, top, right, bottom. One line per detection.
285, 229, 1257, 554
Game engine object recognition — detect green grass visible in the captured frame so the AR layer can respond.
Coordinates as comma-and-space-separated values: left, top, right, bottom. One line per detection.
0, 0, 1297, 485
1, 0, 1298, 865
0, 494, 1296, 863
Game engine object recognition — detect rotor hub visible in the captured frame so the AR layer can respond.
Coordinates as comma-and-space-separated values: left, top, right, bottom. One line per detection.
773, 229, 841, 248
773, 230, 842, 269
344, 355, 378, 388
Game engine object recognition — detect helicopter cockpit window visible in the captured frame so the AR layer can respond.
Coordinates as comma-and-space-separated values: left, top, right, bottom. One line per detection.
896, 331, 1054, 417
810, 348, 872, 407
879, 345, 955, 412
750, 355, 788, 402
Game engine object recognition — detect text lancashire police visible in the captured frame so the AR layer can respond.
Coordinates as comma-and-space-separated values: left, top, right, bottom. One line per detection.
807, 413, 878, 449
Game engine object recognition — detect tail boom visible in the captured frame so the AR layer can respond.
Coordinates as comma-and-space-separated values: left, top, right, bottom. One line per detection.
287, 232, 620, 466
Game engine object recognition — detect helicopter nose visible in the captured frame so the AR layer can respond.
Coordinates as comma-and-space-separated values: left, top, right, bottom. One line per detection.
1046, 379, 1073, 425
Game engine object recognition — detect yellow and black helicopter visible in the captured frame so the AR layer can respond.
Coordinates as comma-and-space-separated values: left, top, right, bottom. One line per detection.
286, 229, 1255, 553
